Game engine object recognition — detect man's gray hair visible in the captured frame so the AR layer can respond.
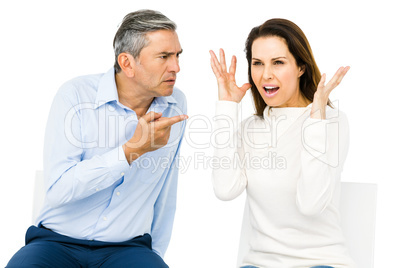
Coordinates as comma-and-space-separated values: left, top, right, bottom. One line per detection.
113, 9, 177, 72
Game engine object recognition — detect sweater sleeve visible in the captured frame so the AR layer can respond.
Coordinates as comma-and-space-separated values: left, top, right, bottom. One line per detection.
296, 109, 350, 216
211, 101, 247, 201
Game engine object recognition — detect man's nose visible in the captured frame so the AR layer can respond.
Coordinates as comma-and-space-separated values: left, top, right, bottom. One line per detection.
169, 57, 180, 73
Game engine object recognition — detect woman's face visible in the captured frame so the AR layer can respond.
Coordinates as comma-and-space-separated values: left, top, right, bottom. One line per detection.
251, 36, 309, 108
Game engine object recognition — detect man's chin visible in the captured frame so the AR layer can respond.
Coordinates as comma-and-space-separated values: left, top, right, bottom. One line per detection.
155, 87, 174, 97
164, 85, 175, 95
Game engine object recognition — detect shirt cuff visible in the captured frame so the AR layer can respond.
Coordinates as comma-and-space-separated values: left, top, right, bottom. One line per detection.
215, 100, 238, 119
102, 146, 131, 179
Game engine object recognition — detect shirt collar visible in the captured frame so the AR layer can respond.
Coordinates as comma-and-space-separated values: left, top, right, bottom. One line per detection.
94, 68, 119, 109
263, 103, 312, 121
94, 68, 178, 110
147, 94, 177, 115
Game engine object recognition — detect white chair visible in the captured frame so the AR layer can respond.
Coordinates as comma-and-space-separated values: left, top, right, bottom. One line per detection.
339, 182, 377, 268
237, 182, 378, 268
32, 170, 45, 224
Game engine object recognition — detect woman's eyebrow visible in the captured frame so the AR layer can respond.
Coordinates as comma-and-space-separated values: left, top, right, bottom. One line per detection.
252, 56, 287, 61
272, 56, 286, 60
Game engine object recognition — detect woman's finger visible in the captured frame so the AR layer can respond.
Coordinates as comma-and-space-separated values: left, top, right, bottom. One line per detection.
209, 50, 218, 62
326, 67, 343, 89
209, 50, 221, 71
210, 57, 221, 79
326, 66, 350, 91
219, 48, 228, 72
240, 82, 252, 93
209, 50, 223, 78
229, 55, 237, 76
318, 73, 326, 90
335, 66, 350, 85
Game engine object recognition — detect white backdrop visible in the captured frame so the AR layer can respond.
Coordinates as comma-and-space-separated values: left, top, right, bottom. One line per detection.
1, 0, 400, 267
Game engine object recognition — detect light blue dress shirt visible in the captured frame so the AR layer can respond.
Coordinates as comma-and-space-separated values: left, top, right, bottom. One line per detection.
36, 68, 187, 257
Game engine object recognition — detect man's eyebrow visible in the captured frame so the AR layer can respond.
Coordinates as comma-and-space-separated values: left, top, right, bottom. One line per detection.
158, 49, 183, 56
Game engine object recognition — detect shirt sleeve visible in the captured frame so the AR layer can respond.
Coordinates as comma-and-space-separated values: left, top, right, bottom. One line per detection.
150, 106, 187, 257
43, 89, 130, 208
150, 144, 180, 257
296, 109, 350, 216
211, 101, 247, 201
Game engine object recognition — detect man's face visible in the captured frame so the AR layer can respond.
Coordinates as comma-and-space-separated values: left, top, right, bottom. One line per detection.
132, 30, 182, 98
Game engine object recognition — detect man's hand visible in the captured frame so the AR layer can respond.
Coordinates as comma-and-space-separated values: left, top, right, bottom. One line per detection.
123, 111, 188, 164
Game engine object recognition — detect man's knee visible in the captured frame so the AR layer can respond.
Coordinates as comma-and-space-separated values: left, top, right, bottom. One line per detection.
6, 242, 81, 268
99, 247, 169, 268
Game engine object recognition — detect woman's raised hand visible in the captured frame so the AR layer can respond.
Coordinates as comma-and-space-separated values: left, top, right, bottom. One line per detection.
311, 66, 350, 119
209, 48, 252, 103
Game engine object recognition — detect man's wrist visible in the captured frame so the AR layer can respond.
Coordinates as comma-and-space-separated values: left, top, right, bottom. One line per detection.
123, 143, 146, 164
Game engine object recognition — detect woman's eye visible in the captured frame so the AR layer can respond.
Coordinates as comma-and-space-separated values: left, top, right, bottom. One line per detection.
274, 61, 284, 65
252, 62, 262, 66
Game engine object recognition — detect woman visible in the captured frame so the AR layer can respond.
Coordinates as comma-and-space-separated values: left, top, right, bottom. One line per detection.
209, 18, 354, 268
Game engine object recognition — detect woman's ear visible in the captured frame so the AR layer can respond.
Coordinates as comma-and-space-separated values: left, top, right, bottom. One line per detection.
118, 53, 135, 77
298, 65, 306, 77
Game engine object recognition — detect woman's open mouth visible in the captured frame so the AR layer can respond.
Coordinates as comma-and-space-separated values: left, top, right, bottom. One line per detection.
263, 85, 279, 98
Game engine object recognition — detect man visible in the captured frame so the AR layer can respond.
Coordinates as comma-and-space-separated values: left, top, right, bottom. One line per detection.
7, 10, 187, 268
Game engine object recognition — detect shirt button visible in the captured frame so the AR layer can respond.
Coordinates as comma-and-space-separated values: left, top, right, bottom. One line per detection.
116, 192, 120, 196
121, 172, 125, 176
96, 188, 99, 191
103, 216, 107, 221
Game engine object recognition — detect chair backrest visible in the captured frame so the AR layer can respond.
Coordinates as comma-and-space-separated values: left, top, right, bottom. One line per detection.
237, 182, 377, 268
32, 170, 45, 224
339, 182, 377, 268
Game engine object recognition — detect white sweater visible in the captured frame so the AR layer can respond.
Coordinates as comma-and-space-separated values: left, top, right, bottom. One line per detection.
212, 101, 355, 268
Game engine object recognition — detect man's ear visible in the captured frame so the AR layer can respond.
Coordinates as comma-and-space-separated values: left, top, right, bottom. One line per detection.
118, 53, 135, 77
298, 65, 306, 77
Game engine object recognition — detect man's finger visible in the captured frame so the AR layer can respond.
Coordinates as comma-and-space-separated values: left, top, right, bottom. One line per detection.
155, 115, 188, 128
141, 111, 162, 123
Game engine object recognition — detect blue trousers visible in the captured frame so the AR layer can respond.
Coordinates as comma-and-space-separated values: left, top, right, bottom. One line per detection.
6, 225, 168, 268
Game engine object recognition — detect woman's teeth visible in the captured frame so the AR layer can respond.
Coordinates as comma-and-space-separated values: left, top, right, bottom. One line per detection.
264, 86, 279, 94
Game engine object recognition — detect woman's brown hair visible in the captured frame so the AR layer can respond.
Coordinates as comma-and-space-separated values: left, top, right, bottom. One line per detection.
245, 18, 328, 116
